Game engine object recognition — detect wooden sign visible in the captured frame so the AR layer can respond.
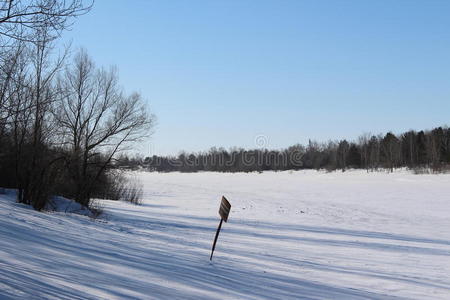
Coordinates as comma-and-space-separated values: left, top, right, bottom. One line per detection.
219, 196, 231, 222
210, 196, 232, 261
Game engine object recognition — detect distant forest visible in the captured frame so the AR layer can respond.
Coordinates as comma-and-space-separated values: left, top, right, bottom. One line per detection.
120, 126, 450, 173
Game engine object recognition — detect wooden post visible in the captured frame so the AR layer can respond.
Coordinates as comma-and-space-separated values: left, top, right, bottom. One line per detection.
210, 218, 223, 260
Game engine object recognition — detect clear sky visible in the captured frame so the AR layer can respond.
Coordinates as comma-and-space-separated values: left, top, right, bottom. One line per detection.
61, 0, 450, 155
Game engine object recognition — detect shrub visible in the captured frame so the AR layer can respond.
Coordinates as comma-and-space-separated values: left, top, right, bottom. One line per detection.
94, 171, 144, 205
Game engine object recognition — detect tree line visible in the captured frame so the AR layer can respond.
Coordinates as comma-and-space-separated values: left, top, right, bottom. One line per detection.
140, 127, 450, 173
0, 0, 154, 211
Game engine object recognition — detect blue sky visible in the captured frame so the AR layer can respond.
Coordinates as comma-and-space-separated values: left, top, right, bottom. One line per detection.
61, 0, 450, 155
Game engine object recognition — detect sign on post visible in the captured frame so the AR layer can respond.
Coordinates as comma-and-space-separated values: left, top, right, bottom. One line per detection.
210, 196, 231, 261
219, 196, 231, 222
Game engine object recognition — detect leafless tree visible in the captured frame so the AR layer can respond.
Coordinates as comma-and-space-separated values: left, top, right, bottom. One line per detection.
9, 28, 67, 209
54, 50, 154, 207
358, 133, 371, 172
381, 132, 401, 172
0, 41, 25, 140
426, 129, 442, 170
0, 0, 92, 46
337, 140, 349, 171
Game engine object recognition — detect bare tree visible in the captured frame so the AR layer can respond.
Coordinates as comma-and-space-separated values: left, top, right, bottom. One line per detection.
54, 50, 154, 207
0, 0, 92, 46
337, 140, 349, 171
0, 41, 25, 140
400, 130, 417, 168
381, 132, 401, 172
426, 128, 443, 171
9, 28, 67, 209
358, 133, 371, 172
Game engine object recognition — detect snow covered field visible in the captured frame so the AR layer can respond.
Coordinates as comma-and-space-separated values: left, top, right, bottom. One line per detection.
1, 170, 450, 299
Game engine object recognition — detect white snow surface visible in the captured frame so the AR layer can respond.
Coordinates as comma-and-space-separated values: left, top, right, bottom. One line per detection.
1, 170, 450, 299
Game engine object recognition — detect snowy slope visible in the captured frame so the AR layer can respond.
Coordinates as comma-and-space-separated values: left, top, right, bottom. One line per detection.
1, 170, 450, 299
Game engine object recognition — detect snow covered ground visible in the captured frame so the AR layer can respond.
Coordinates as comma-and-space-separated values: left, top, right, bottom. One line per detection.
1, 170, 450, 299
